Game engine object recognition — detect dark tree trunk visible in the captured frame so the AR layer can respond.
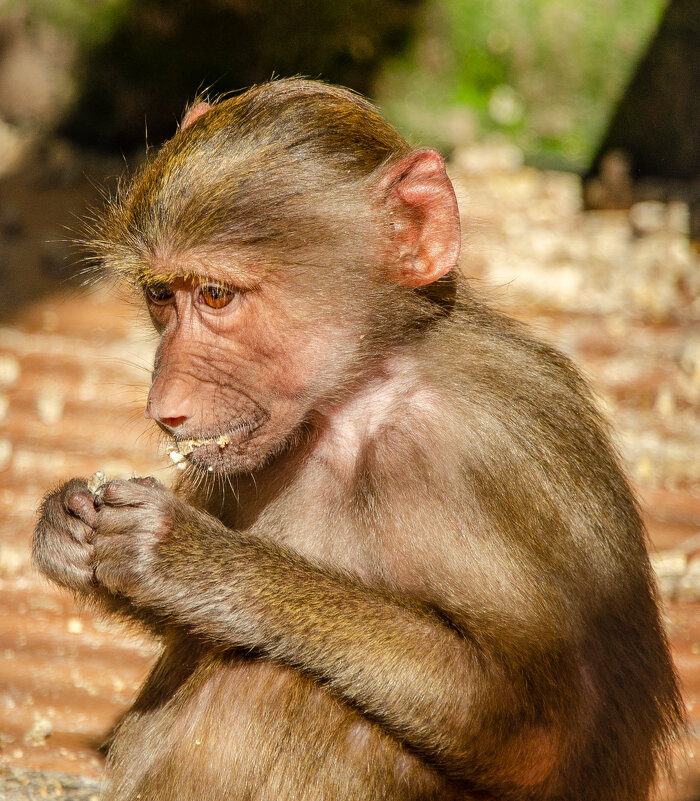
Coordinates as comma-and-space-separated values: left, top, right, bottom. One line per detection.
586, 0, 700, 237
591, 0, 700, 181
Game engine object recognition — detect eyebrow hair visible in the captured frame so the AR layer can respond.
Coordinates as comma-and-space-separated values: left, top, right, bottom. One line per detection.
115, 256, 264, 291
127, 265, 213, 288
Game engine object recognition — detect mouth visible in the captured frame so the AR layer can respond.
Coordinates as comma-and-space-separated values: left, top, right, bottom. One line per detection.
167, 421, 262, 471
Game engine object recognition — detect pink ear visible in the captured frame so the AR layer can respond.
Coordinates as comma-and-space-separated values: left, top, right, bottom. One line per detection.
379, 149, 461, 287
182, 101, 211, 129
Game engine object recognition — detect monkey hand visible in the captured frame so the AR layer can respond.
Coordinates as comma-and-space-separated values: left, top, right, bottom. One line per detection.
91, 477, 183, 603
33, 478, 99, 592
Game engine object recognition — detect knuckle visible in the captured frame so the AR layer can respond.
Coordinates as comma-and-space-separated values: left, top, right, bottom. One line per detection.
129, 476, 163, 490
99, 479, 127, 504
61, 478, 89, 504
40, 479, 90, 521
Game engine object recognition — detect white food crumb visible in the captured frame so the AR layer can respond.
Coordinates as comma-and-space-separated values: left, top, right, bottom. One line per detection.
168, 433, 231, 465
178, 440, 196, 455
168, 449, 186, 464
87, 471, 107, 494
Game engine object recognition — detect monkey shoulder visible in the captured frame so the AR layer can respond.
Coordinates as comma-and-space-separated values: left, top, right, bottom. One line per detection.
429, 305, 621, 487
408, 307, 646, 572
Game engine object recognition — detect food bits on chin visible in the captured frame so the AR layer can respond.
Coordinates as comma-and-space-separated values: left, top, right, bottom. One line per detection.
168, 448, 188, 470
167, 434, 231, 470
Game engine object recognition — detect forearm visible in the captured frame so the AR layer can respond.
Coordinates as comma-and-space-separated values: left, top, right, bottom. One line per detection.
86, 586, 173, 637
89, 480, 563, 786
144, 520, 485, 773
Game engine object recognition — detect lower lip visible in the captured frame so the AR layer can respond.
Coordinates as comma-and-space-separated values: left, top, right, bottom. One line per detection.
170, 422, 261, 467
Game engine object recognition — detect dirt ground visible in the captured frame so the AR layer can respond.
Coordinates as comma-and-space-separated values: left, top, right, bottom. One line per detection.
1, 142, 700, 798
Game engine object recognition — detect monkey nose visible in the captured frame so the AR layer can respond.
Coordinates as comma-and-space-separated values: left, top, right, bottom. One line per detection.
145, 380, 193, 430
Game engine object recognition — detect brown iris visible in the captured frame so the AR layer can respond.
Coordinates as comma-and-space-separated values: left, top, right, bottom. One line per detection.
199, 283, 236, 309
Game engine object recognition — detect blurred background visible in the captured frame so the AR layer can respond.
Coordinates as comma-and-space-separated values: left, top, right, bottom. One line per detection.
0, 0, 683, 163
0, 1, 699, 799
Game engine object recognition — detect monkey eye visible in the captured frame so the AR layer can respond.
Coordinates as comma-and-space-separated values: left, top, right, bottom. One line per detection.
198, 282, 236, 309
145, 283, 174, 305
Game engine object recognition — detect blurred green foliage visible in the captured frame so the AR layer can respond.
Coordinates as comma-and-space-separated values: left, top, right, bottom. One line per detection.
5, 0, 667, 168
375, 0, 667, 169
6, 0, 129, 47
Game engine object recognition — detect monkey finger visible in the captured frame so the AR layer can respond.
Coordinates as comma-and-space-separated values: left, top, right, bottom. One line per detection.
95, 500, 163, 544
41, 489, 93, 545
128, 476, 164, 490
92, 533, 124, 564
92, 535, 145, 597
94, 506, 135, 539
97, 479, 152, 508
66, 490, 99, 530
33, 525, 95, 591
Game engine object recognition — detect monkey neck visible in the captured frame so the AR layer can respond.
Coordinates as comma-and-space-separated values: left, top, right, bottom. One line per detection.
312, 354, 426, 463
194, 350, 438, 529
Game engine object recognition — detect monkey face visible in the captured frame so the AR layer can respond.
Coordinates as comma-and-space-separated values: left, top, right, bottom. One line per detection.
141, 264, 366, 475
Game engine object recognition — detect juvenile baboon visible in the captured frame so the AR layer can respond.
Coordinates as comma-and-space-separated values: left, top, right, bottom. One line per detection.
34, 79, 683, 801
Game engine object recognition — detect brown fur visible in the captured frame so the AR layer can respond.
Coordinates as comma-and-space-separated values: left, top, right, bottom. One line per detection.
34, 78, 683, 800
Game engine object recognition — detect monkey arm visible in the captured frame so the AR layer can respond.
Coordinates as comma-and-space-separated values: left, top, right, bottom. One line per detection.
93, 480, 566, 786
89, 590, 177, 637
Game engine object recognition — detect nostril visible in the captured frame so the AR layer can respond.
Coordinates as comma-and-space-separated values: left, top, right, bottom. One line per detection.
160, 416, 189, 429
146, 378, 194, 427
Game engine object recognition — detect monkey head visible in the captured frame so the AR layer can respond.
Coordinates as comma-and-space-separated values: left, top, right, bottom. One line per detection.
89, 79, 460, 474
